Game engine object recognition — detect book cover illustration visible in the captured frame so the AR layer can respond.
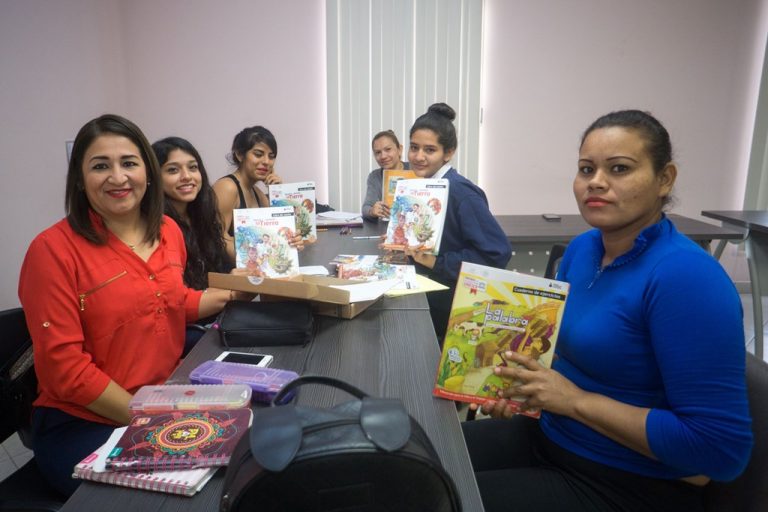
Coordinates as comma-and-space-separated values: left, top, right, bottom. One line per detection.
382, 169, 417, 208
106, 408, 252, 472
382, 178, 449, 255
74, 427, 216, 496
233, 206, 300, 278
333, 254, 418, 291
433, 262, 569, 418
268, 181, 317, 243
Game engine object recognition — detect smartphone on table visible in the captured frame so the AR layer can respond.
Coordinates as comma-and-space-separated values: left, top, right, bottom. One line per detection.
215, 351, 273, 367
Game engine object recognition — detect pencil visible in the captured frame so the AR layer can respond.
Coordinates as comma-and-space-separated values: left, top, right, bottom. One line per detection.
352, 236, 381, 240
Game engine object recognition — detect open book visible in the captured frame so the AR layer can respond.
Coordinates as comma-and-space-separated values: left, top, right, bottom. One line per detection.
332, 254, 418, 291
105, 408, 252, 472
433, 262, 569, 418
73, 427, 217, 496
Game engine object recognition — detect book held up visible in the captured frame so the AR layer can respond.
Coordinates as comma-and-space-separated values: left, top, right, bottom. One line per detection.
433, 262, 569, 418
382, 168, 417, 208
268, 181, 317, 243
382, 178, 449, 255
233, 206, 300, 278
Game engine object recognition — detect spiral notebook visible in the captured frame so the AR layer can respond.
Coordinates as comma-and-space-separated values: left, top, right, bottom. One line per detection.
73, 427, 217, 496
105, 408, 252, 472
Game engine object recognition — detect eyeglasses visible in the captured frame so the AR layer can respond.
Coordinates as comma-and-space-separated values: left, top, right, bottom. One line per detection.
339, 225, 352, 236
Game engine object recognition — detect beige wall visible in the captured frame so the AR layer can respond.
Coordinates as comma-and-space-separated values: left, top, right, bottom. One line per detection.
480, 0, 767, 219
1, 0, 766, 309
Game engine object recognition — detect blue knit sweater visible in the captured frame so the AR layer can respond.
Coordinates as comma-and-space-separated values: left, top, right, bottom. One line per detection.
541, 216, 753, 481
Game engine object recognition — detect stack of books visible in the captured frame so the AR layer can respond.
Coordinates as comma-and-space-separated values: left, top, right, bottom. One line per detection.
73, 384, 253, 496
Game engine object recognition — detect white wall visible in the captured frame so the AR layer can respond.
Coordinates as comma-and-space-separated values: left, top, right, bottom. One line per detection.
1, 0, 766, 309
0, 0, 327, 309
0, 0, 126, 310
480, 0, 767, 219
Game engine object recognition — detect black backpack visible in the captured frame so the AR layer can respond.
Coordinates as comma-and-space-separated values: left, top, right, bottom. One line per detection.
220, 375, 462, 512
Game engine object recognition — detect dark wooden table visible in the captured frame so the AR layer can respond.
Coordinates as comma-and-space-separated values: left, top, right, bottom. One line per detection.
496, 213, 744, 276
61, 219, 483, 511
702, 210, 767, 359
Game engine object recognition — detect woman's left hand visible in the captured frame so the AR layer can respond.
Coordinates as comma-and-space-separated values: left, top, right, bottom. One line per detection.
404, 247, 436, 269
491, 351, 586, 417
265, 172, 283, 185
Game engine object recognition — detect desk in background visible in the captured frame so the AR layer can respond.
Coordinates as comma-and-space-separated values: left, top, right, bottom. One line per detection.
61, 222, 483, 511
496, 213, 744, 276
701, 210, 766, 359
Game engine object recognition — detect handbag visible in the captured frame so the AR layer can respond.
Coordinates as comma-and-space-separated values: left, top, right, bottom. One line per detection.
213, 300, 314, 348
220, 375, 462, 512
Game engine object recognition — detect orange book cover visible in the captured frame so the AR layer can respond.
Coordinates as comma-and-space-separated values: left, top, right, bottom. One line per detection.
382, 168, 417, 207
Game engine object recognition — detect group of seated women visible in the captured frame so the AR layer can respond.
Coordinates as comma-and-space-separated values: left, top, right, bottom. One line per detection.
17, 106, 753, 511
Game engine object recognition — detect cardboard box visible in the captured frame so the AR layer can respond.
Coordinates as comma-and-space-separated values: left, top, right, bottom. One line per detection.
207, 273, 379, 319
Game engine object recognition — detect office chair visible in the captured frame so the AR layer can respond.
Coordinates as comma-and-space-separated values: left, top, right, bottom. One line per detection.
0, 308, 65, 512
544, 243, 567, 280
703, 353, 768, 512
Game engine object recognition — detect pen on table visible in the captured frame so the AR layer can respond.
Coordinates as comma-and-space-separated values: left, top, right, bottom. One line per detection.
317, 228, 328, 232
352, 235, 381, 240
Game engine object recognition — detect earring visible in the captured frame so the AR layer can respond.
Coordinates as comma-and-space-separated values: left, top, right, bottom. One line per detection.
147, 181, 151, 186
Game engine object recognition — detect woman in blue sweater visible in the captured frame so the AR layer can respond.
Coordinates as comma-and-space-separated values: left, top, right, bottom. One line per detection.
404, 103, 511, 341
463, 110, 753, 511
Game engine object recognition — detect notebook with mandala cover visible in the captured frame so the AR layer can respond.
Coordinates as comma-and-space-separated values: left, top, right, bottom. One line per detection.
105, 408, 252, 472
73, 427, 217, 496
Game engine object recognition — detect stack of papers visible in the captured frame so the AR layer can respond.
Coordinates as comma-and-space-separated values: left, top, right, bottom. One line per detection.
316, 211, 364, 227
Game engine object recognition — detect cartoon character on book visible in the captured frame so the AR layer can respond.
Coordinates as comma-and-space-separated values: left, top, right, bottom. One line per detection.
266, 231, 295, 275
392, 213, 407, 245
507, 315, 553, 361
244, 243, 265, 277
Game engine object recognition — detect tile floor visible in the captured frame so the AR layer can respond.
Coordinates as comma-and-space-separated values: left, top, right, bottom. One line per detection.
1, 293, 767, 484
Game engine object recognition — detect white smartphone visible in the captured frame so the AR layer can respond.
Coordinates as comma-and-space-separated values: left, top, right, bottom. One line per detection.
215, 351, 273, 367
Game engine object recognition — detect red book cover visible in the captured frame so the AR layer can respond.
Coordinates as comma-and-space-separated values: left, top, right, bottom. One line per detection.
106, 408, 252, 472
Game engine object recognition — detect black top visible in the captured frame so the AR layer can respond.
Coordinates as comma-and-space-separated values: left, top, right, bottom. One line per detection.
225, 174, 266, 236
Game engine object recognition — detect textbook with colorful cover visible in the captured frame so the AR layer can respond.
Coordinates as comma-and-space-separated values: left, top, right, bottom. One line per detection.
382, 178, 449, 255
105, 408, 253, 472
433, 262, 569, 418
332, 254, 418, 291
233, 206, 300, 278
268, 181, 317, 242
382, 169, 417, 207
73, 427, 217, 496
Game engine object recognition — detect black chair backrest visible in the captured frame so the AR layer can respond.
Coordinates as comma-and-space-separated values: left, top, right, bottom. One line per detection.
0, 308, 37, 444
0, 308, 30, 365
704, 353, 768, 511
544, 244, 567, 280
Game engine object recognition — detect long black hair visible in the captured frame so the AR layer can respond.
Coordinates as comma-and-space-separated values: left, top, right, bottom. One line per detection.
152, 136, 231, 289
